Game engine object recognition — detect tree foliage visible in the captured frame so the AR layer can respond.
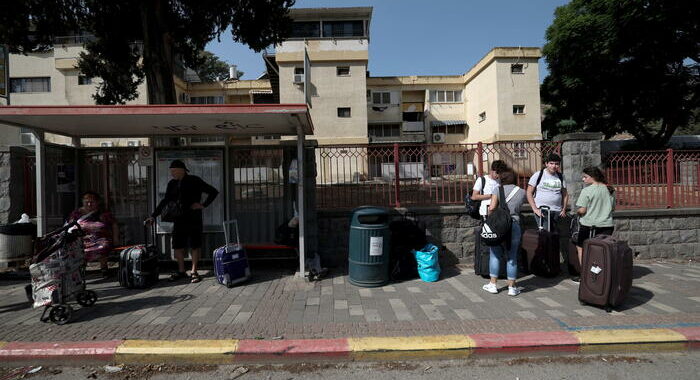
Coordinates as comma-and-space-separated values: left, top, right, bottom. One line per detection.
542, 0, 699, 147
0, 0, 294, 104
194, 51, 243, 82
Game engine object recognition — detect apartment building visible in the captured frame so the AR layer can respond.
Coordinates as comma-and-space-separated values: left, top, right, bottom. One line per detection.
1, 7, 542, 147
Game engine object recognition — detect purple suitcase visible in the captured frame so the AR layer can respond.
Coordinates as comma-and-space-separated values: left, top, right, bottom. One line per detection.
213, 220, 250, 287
578, 235, 633, 312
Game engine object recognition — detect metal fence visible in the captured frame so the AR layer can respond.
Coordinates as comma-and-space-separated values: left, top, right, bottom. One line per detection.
316, 141, 561, 209
606, 149, 700, 209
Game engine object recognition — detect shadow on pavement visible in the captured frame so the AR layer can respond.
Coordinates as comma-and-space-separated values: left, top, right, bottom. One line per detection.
633, 265, 654, 280
617, 286, 654, 310
70, 294, 195, 323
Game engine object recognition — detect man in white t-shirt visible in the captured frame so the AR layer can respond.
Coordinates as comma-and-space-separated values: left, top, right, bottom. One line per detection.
526, 153, 568, 230
472, 160, 508, 219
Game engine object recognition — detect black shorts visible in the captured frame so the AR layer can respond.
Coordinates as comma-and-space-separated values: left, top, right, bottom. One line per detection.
172, 212, 203, 249
576, 225, 614, 247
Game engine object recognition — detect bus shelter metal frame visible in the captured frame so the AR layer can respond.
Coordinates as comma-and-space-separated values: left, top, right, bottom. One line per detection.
0, 104, 314, 277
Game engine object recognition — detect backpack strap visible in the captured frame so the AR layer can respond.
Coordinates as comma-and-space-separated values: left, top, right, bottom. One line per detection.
505, 186, 519, 203
478, 176, 486, 194
533, 169, 564, 197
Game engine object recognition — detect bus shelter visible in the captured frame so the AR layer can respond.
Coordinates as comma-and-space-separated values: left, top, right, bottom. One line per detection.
0, 104, 314, 277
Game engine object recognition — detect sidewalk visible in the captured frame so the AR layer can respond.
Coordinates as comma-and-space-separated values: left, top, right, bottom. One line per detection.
0, 260, 699, 362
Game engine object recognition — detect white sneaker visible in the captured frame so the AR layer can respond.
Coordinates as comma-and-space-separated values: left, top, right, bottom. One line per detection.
508, 286, 521, 296
482, 283, 498, 294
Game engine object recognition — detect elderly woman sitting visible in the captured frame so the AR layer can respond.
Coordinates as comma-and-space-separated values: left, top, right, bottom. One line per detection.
67, 191, 119, 277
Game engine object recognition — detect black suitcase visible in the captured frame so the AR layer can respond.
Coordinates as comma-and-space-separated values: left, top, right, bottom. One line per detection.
578, 235, 633, 312
474, 226, 506, 279
119, 224, 159, 289
522, 206, 561, 277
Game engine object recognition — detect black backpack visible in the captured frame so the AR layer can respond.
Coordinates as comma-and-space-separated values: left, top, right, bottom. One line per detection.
465, 176, 486, 220
480, 186, 513, 246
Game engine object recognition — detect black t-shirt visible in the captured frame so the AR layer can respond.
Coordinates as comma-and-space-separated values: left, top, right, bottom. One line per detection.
152, 174, 219, 219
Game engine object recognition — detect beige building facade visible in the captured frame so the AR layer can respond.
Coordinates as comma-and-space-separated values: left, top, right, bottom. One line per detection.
2, 7, 543, 147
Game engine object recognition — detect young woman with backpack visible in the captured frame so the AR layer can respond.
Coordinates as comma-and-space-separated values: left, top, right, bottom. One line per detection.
482, 170, 526, 296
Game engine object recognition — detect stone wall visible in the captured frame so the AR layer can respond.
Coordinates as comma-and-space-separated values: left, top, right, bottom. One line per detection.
318, 207, 700, 269
555, 132, 603, 211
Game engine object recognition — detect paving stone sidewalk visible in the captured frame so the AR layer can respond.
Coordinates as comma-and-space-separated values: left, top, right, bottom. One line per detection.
0, 260, 699, 342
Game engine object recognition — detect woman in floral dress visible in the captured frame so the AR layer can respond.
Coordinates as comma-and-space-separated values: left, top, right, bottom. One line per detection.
68, 191, 119, 277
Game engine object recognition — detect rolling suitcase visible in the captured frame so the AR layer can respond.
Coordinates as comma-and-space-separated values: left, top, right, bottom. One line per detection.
119, 223, 159, 289
578, 235, 633, 312
522, 206, 560, 277
567, 240, 581, 276
474, 226, 506, 279
213, 220, 251, 288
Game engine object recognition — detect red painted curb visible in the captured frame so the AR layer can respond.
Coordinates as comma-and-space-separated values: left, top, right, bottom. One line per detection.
236, 338, 349, 355
672, 327, 700, 349
470, 331, 580, 353
0, 340, 122, 360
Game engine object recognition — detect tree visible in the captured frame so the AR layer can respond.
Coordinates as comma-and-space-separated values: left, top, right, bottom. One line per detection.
194, 51, 243, 82
0, 0, 293, 104
542, 0, 699, 147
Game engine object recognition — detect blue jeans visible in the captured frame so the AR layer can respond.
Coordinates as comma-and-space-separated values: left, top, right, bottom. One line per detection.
489, 221, 522, 281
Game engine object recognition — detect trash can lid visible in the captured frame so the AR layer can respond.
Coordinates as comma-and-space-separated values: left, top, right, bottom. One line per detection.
351, 206, 390, 226
0, 223, 37, 236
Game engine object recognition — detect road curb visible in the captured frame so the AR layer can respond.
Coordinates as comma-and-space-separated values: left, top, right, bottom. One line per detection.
1, 327, 698, 363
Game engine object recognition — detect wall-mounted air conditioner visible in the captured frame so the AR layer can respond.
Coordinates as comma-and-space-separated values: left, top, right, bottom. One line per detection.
432, 133, 446, 143
293, 74, 304, 84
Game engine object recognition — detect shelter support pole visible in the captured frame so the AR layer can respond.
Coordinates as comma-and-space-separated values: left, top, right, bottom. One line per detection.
296, 125, 306, 278
33, 131, 46, 237
72, 137, 80, 210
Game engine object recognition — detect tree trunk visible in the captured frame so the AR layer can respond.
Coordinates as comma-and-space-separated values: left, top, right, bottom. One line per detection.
139, 0, 177, 104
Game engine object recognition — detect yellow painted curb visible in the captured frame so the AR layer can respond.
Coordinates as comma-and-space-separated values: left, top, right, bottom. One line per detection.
348, 335, 474, 352
573, 329, 686, 345
0, 341, 7, 349
116, 340, 238, 355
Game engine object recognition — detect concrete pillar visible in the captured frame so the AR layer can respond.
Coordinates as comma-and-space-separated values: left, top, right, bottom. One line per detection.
553, 132, 603, 211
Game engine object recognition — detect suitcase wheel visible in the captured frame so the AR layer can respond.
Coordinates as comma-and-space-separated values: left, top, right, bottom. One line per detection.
604, 306, 612, 313
49, 304, 73, 325
77, 290, 98, 307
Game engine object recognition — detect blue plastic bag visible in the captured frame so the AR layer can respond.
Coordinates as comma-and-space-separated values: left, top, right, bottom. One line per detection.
412, 243, 440, 282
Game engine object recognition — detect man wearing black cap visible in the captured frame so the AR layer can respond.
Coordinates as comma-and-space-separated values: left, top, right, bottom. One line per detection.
147, 159, 219, 283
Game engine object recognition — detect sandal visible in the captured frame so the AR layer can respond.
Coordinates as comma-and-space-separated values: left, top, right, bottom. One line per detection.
168, 272, 187, 282
190, 272, 201, 283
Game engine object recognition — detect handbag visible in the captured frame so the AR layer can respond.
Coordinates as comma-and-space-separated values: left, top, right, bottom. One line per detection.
160, 200, 183, 222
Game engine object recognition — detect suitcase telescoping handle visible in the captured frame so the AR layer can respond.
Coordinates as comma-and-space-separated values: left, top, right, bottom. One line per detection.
223, 220, 241, 246
538, 206, 551, 231
143, 220, 157, 247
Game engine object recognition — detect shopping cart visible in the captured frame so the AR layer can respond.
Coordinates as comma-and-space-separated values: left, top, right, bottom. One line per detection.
29, 221, 98, 325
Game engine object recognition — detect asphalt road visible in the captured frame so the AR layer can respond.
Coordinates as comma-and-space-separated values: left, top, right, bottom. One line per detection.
2, 351, 698, 380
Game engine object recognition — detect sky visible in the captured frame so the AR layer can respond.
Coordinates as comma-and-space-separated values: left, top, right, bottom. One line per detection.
206, 0, 570, 81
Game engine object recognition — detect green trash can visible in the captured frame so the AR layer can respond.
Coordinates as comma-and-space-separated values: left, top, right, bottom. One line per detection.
348, 206, 390, 287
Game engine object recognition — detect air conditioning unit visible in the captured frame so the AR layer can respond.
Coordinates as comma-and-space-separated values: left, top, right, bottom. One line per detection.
20, 132, 36, 146
432, 133, 446, 143
127, 140, 141, 147
293, 74, 304, 84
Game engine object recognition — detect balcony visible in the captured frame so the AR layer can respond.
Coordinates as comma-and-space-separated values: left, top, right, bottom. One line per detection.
368, 134, 426, 144
402, 121, 425, 133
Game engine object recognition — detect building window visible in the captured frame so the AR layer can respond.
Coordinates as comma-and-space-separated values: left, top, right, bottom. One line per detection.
337, 107, 351, 118
290, 21, 321, 38
293, 67, 304, 83
513, 105, 525, 114
336, 66, 350, 76
322, 20, 365, 38
478, 112, 486, 123
372, 91, 391, 105
511, 64, 524, 74
78, 75, 93, 85
190, 96, 224, 104
429, 90, 462, 103
432, 124, 466, 134
368, 123, 401, 138
10, 77, 51, 93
